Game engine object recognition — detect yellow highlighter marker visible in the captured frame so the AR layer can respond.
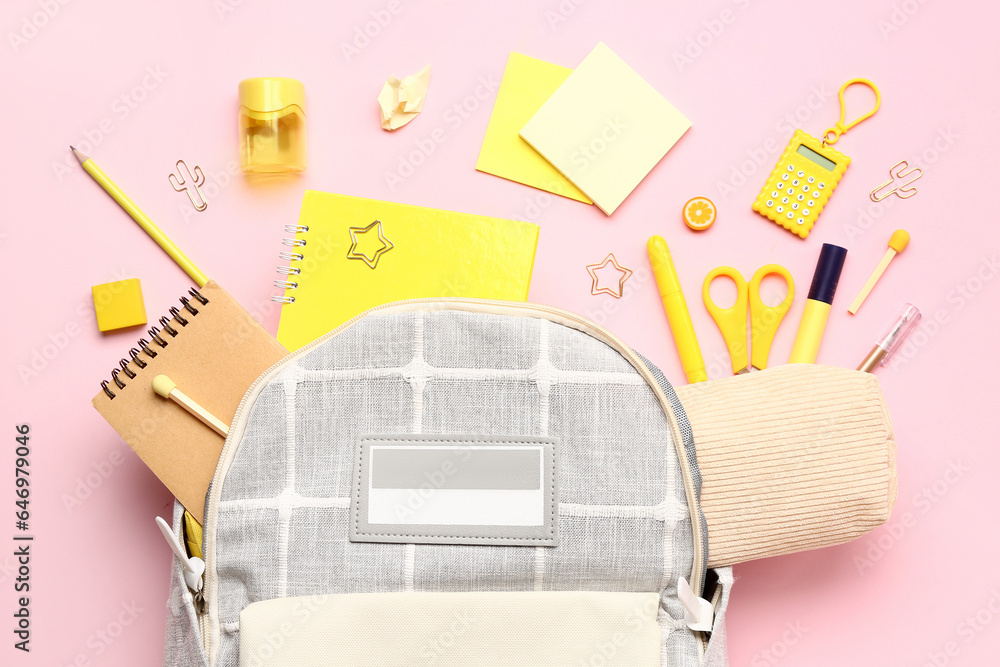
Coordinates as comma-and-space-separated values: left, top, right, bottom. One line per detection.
72, 147, 208, 287
647, 235, 706, 383
789, 243, 847, 364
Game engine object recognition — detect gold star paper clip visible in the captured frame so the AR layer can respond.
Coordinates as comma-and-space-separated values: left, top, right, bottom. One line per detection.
586, 253, 633, 299
347, 220, 394, 269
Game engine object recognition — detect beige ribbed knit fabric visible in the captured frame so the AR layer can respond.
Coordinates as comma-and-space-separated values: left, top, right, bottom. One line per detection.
676, 365, 897, 567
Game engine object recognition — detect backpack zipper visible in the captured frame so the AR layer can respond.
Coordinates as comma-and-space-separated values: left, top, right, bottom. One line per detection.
155, 515, 208, 642
198, 298, 708, 663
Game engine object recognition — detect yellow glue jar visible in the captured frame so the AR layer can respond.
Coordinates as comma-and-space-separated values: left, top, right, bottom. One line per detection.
238, 77, 306, 173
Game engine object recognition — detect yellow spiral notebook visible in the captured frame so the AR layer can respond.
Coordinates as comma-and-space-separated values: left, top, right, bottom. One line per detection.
275, 191, 540, 351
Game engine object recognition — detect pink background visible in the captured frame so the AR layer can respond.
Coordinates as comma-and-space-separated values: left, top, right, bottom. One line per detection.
3, 1, 999, 665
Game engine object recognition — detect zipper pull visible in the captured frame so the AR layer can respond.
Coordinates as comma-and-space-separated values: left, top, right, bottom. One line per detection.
156, 516, 205, 595
193, 588, 206, 614
678, 577, 714, 632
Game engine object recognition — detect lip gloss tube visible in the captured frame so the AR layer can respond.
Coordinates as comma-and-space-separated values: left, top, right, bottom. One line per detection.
857, 304, 922, 372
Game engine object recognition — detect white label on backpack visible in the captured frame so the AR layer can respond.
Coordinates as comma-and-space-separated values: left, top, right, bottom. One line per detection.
350, 435, 559, 547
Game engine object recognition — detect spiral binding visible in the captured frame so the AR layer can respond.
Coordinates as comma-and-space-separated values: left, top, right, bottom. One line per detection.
98, 288, 209, 400
272, 224, 309, 304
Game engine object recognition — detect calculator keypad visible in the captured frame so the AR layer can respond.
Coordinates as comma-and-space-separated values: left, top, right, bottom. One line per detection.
765, 164, 832, 222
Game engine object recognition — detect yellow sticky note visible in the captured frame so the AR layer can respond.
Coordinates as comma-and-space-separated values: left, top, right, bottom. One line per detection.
378, 65, 432, 131
92, 278, 147, 332
520, 43, 691, 215
476, 53, 592, 204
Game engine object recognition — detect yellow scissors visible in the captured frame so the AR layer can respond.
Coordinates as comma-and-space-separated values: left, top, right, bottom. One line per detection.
702, 265, 794, 374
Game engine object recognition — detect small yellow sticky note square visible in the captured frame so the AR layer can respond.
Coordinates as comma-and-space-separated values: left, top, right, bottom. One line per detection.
519, 43, 692, 215
476, 53, 592, 204
92, 278, 147, 332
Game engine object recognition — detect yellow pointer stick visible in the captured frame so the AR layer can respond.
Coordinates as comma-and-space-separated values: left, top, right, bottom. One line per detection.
848, 230, 909, 315
152, 375, 229, 437
647, 236, 707, 383
72, 147, 209, 287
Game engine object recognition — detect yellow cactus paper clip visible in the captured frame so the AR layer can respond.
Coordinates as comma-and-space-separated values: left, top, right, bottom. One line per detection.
753, 79, 881, 238
169, 160, 208, 212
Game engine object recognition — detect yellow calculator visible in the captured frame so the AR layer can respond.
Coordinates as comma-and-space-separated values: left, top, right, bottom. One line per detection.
753, 79, 881, 239
752, 130, 849, 238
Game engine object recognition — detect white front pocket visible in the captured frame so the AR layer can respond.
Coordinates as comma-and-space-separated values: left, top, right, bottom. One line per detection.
238, 591, 661, 667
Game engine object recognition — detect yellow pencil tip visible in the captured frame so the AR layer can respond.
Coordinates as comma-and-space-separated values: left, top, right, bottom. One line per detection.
70, 145, 89, 165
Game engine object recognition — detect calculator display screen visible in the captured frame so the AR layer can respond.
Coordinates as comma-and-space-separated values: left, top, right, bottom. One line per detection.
796, 144, 837, 171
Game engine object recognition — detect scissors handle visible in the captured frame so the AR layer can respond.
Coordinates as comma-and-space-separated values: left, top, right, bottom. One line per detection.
748, 264, 795, 370
702, 266, 748, 375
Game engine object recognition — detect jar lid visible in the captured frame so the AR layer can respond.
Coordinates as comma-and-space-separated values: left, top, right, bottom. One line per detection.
239, 77, 305, 113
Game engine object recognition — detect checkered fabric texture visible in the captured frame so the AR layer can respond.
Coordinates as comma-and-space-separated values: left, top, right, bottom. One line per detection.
164, 308, 732, 666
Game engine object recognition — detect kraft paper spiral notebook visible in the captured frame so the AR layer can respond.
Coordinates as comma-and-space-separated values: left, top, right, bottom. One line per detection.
274, 191, 540, 351
92, 280, 288, 523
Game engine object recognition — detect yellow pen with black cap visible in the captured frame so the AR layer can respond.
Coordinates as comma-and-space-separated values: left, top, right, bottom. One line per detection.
790, 243, 847, 363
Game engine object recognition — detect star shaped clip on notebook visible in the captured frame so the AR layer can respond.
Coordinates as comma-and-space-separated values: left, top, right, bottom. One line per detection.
347, 220, 395, 269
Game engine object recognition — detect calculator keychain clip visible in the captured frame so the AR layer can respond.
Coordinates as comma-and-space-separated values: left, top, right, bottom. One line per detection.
753, 79, 881, 239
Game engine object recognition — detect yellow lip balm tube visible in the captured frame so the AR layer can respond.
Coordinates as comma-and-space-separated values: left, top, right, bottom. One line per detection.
647, 235, 707, 383
789, 243, 847, 364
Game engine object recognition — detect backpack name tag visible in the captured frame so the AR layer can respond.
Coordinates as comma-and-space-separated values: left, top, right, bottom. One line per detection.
350, 435, 559, 547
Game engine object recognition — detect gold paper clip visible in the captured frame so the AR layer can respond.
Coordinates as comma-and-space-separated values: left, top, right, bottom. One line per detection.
347, 220, 394, 269
587, 253, 633, 299
870, 160, 923, 202
169, 160, 208, 212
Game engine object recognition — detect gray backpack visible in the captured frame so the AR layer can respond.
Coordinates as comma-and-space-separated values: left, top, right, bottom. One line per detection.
164, 299, 894, 666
